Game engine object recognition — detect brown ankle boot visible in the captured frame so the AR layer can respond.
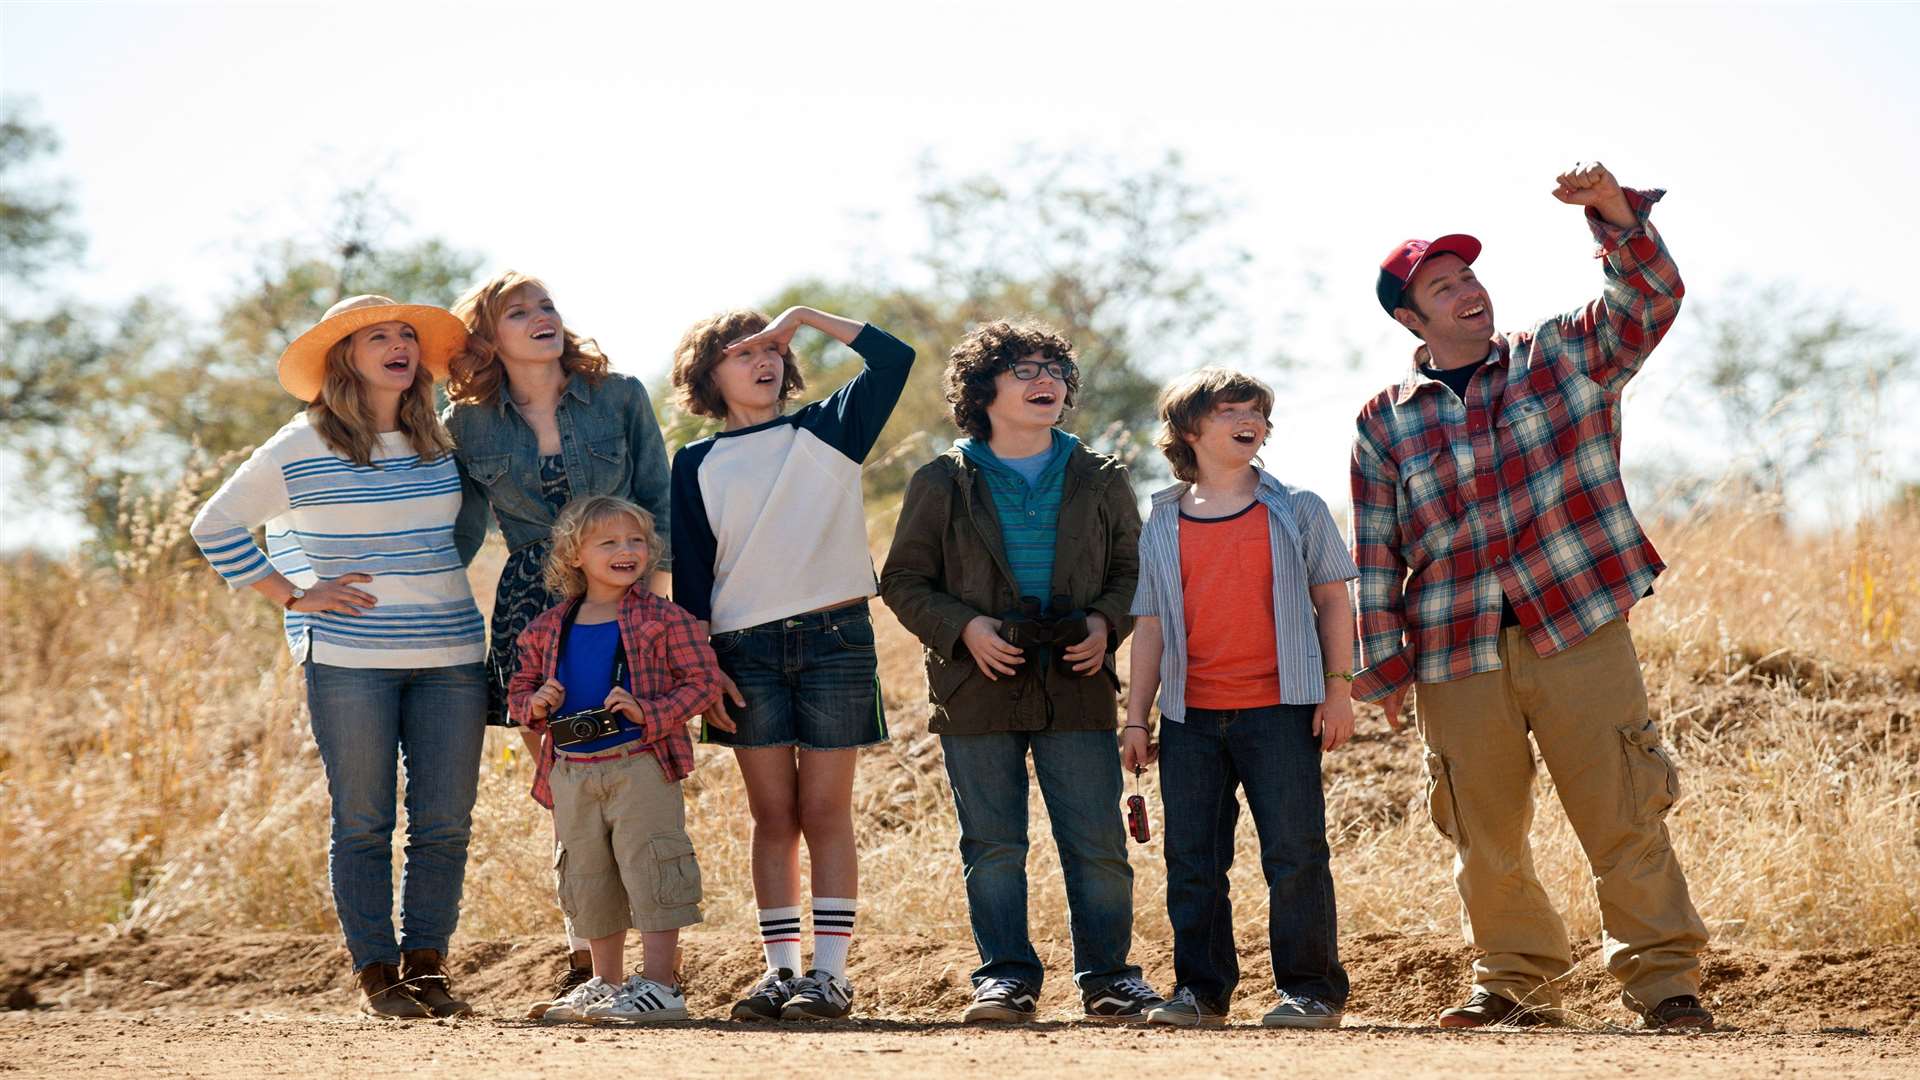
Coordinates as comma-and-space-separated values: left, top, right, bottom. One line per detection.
357, 962, 431, 1019
400, 949, 472, 1018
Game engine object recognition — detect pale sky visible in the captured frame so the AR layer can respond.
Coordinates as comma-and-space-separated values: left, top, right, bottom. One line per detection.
5, 0, 1919, 548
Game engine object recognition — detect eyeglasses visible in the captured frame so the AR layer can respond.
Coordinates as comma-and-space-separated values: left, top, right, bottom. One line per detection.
1006, 359, 1076, 382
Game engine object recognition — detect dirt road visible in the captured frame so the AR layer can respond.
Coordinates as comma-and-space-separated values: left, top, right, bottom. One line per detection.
3, 930, 1916, 1077
5, 1013, 1916, 1079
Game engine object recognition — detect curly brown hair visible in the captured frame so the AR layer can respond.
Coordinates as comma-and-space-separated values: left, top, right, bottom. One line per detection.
1154, 367, 1274, 483
944, 320, 1080, 440
445, 271, 611, 406
670, 310, 806, 420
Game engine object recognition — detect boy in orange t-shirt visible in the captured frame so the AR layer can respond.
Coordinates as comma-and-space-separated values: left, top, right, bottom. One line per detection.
1124, 368, 1360, 1029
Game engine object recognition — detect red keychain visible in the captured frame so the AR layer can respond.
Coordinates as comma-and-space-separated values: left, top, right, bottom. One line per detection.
1126, 766, 1150, 843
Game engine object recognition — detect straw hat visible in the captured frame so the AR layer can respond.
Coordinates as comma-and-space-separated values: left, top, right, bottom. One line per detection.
276, 295, 470, 402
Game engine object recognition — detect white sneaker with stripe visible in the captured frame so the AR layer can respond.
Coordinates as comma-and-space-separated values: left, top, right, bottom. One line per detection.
586, 975, 689, 1023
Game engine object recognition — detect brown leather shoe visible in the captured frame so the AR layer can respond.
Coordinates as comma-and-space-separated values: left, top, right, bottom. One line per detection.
1641, 994, 1714, 1031
400, 949, 472, 1018
1437, 988, 1551, 1029
357, 962, 431, 1019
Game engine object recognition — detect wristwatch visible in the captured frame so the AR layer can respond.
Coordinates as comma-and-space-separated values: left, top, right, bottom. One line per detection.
284, 587, 306, 610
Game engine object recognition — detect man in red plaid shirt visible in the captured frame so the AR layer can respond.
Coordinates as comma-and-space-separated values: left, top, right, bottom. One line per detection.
1349, 162, 1711, 1031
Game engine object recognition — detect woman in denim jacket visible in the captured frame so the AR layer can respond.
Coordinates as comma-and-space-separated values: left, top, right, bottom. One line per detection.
446, 271, 674, 736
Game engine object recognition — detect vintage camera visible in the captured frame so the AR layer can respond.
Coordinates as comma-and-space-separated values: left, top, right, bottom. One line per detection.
549, 706, 624, 749
997, 594, 1091, 666
1126, 794, 1150, 843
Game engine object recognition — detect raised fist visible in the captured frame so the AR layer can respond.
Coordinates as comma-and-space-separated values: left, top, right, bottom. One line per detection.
1552, 161, 1623, 207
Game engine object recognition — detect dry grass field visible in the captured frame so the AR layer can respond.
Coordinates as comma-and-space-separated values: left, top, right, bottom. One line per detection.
3, 467, 1916, 961
4, 471, 1920, 1076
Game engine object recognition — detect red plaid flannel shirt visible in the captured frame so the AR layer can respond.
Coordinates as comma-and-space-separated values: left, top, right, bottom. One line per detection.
508, 587, 720, 809
1350, 189, 1681, 702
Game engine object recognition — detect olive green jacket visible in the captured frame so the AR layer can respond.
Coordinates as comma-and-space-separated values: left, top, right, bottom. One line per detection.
879, 443, 1140, 734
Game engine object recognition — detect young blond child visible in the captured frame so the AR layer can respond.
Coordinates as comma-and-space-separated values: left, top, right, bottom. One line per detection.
509, 495, 722, 1023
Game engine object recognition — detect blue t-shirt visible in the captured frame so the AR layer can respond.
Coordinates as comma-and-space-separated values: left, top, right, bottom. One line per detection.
554, 619, 643, 753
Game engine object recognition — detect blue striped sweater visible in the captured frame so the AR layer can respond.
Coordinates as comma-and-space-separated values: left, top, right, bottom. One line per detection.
190, 413, 486, 669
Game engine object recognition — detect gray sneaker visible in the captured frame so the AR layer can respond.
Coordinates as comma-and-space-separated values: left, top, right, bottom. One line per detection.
780, 970, 854, 1020
1146, 986, 1227, 1028
1261, 991, 1342, 1029
731, 968, 797, 1021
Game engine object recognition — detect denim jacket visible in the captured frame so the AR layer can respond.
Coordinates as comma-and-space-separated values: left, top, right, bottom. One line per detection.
444, 371, 672, 565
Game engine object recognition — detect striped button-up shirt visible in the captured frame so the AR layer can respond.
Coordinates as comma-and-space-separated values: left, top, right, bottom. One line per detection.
1349, 188, 1680, 703
1131, 470, 1359, 722
508, 588, 720, 808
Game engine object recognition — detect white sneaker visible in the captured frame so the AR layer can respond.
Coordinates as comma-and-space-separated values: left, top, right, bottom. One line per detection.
542, 976, 618, 1023
586, 975, 690, 1023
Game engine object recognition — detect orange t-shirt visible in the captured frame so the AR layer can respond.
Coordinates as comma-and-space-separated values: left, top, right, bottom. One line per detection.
1178, 502, 1280, 710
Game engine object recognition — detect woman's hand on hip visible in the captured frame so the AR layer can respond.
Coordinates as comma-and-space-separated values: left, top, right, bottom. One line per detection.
289, 573, 376, 615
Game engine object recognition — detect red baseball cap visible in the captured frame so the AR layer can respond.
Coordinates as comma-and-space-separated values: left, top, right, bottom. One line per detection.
1377, 234, 1482, 315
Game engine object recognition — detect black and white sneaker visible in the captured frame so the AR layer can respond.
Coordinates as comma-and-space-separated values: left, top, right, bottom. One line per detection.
1083, 975, 1165, 1023
781, 970, 854, 1020
963, 977, 1039, 1023
731, 967, 797, 1021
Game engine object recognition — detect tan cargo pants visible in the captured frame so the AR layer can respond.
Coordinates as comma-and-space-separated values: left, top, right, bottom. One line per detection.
1413, 618, 1708, 1012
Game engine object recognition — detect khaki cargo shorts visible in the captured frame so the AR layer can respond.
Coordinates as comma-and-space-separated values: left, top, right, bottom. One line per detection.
549, 748, 703, 940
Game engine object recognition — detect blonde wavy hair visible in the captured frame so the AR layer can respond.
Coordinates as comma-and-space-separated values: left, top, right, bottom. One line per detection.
544, 495, 661, 600
308, 331, 455, 468
446, 270, 611, 406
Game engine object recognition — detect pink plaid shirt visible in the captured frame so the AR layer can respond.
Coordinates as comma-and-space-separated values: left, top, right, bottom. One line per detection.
508, 588, 720, 809
1350, 189, 1681, 702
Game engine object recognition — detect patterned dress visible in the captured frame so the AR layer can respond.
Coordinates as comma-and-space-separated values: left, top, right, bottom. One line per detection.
484, 454, 571, 726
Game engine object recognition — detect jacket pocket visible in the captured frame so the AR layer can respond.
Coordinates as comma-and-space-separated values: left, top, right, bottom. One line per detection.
587, 435, 629, 495
464, 451, 542, 522
927, 647, 976, 704
1423, 750, 1465, 845
648, 832, 703, 908
1619, 720, 1680, 823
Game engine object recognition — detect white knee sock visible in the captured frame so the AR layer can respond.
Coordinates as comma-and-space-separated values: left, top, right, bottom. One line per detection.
810, 897, 858, 979
758, 905, 803, 975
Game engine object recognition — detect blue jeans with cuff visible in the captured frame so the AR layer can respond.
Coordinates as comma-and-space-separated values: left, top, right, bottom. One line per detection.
1158, 703, 1348, 1009
940, 728, 1141, 995
303, 659, 487, 970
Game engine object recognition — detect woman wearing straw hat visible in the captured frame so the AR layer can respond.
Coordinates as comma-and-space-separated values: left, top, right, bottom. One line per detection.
189, 295, 489, 1020
441, 271, 676, 1002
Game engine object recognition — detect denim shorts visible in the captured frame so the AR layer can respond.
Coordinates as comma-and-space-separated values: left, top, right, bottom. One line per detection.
702, 600, 888, 750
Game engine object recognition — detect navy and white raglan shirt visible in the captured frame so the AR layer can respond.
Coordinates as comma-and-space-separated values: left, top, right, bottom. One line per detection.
671, 324, 915, 634
190, 413, 486, 668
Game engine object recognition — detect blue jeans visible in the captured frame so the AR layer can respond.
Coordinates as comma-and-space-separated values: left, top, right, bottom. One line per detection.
303, 660, 487, 970
1159, 704, 1348, 1008
940, 729, 1140, 994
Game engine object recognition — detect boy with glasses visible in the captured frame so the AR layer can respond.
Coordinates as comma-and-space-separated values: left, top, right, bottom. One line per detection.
881, 320, 1164, 1023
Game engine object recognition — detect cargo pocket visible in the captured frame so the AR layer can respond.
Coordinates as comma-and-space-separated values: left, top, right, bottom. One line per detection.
1423, 750, 1465, 846
649, 832, 702, 908
552, 841, 578, 918
1620, 720, 1680, 822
